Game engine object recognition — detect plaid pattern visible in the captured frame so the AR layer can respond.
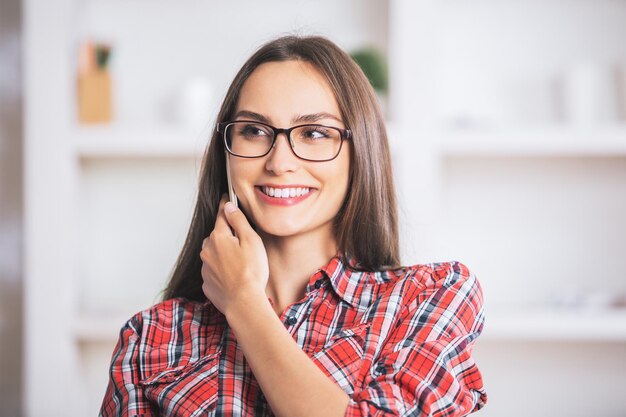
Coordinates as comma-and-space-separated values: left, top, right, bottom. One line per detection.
99, 257, 487, 416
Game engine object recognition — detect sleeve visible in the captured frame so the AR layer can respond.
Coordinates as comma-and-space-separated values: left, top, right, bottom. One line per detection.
98, 315, 155, 417
345, 262, 487, 417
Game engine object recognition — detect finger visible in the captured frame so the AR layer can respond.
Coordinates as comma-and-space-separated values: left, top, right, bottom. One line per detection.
224, 201, 256, 241
213, 195, 232, 235
200, 236, 216, 265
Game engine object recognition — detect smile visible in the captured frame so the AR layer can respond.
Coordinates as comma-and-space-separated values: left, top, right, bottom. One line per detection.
261, 186, 311, 198
255, 185, 315, 206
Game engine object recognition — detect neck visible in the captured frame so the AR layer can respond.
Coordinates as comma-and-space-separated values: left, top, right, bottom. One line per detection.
259, 227, 338, 316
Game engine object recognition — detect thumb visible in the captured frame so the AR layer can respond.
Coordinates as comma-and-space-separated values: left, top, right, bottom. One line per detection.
224, 202, 255, 239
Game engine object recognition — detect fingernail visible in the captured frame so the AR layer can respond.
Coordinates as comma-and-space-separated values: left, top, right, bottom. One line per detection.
224, 202, 237, 214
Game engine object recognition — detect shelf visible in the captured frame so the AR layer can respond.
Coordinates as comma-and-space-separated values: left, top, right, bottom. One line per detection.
429, 125, 626, 157
71, 123, 626, 160
72, 124, 208, 159
73, 314, 131, 343
73, 308, 626, 344
481, 308, 626, 342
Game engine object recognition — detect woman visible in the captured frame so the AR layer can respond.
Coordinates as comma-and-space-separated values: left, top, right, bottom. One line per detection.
99, 35, 487, 417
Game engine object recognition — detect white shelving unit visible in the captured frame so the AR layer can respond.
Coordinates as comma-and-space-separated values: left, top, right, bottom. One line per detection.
72, 308, 626, 344
389, 1, 626, 416
482, 309, 626, 342
24, 0, 626, 416
433, 126, 626, 156
72, 125, 207, 159
72, 315, 132, 344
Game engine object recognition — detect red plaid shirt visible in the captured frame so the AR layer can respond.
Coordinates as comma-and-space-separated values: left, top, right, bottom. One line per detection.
99, 257, 487, 416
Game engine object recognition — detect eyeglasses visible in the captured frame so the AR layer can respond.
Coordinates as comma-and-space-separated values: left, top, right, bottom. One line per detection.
217, 120, 352, 162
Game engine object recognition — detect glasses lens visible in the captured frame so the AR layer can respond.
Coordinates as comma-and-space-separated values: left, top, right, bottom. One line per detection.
291, 125, 342, 161
225, 122, 274, 157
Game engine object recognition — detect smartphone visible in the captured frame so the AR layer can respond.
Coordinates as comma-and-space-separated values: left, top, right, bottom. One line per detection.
225, 151, 238, 208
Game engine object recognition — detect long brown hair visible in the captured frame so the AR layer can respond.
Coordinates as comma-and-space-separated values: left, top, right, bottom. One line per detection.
163, 35, 399, 302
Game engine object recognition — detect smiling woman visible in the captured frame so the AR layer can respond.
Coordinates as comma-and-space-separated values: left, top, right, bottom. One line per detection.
228, 60, 351, 247
99, 35, 487, 417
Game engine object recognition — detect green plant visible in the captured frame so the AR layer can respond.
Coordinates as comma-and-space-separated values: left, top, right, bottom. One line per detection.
350, 47, 388, 94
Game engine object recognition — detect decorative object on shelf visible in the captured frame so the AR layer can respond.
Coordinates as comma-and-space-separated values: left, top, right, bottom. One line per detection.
350, 47, 388, 93
549, 288, 626, 311
350, 47, 388, 114
506, 76, 560, 127
77, 40, 113, 124
177, 76, 213, 131
161, 76, 214, 132
560, 62, 618, 126
617, 60, 626, 122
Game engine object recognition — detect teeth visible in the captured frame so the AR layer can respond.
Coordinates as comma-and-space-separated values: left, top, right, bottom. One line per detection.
262, 186, 311, 198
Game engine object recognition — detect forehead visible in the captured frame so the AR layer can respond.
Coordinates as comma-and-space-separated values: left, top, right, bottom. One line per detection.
236, 60, 341, 122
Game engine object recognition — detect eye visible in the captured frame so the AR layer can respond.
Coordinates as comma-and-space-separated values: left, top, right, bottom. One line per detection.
299, 126, 332, 141
239, 123, 271, 138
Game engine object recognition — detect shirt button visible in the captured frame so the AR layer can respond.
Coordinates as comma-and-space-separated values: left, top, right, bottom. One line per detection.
286, 316, 298, 325
314, 280, 323, 289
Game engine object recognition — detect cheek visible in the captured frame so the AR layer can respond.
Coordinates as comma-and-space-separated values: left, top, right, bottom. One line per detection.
322, 157, 351, 209
230, 160, 257, 191
228, 161, 260, 220
335, 150, 352, 196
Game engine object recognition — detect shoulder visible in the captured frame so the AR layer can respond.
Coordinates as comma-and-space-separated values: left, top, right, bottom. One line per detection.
409, 261, 484, 335
360, 261, 485, 349
371, 261, 484, 331
110, 298, 225, 382
124, 297, 222, 336
372, 260, 481, 301
410, 260, 481, 297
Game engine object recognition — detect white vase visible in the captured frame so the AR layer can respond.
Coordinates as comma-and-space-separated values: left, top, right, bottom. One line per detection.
561, 62, 617, 126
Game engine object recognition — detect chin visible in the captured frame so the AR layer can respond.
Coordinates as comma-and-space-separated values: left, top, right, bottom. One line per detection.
256, 220, 306, 238
241, 202, 332, 239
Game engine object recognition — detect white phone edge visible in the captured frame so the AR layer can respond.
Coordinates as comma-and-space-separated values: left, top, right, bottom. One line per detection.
225, 151, 238, 207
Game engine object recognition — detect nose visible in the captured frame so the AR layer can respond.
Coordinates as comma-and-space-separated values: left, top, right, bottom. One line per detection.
265, 132, 300, 175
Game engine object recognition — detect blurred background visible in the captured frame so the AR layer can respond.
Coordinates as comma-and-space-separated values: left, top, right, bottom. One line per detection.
2, 0, 626, 416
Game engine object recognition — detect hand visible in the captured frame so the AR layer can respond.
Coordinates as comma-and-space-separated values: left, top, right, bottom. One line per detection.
200, 195, 269, 317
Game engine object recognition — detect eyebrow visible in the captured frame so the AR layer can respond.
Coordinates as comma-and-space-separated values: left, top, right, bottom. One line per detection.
293, 112, 343, 125
233, 110, 344, 126
233, 110, 271, 124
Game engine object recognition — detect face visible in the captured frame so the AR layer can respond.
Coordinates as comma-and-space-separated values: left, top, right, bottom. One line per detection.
229, 60, 351, 242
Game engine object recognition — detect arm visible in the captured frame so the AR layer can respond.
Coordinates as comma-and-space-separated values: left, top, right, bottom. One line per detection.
346, 262, 487, 416
200, 199, 349, 417
226, 290, 350, 417
99, 315, 155, 417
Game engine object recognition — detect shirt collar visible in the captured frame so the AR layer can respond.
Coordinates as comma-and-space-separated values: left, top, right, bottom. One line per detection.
316, 254, 363, 308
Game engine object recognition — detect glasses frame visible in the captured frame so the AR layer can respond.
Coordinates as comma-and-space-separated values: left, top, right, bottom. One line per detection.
217, 120, 352, 162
